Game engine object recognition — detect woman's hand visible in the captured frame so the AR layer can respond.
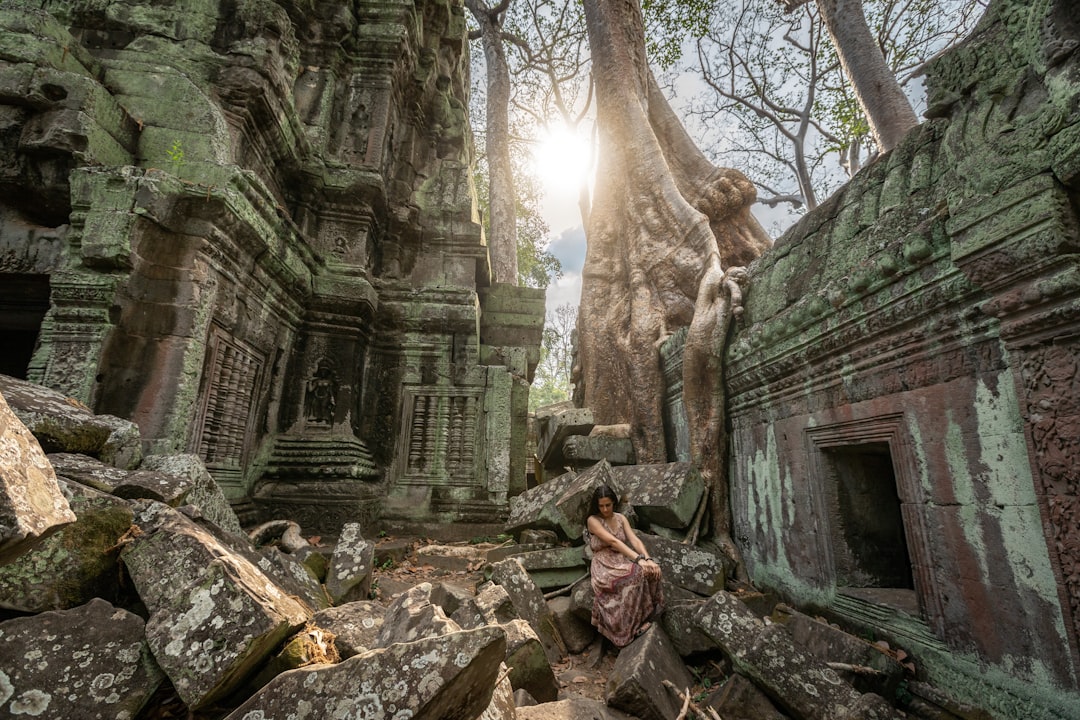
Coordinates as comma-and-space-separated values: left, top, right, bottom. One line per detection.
639, 557, 661, 579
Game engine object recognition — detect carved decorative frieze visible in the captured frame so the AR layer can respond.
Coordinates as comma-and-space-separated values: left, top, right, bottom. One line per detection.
1019, 340, 1080, 652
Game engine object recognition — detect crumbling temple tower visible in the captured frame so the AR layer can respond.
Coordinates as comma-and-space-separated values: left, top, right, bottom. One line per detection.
0, 0, 543, 533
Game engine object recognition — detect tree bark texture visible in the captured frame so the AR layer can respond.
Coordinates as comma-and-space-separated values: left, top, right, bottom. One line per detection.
466, 0, 519, 284
816, 0, 918, 152
579, 0, 771, 549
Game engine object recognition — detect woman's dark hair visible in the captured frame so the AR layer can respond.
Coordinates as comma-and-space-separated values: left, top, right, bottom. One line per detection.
588, 484, 619, 516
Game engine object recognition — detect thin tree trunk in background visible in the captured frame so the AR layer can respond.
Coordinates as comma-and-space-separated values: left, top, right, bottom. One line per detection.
466, 0, 519, 284
816, 0, 918, 151
579, 0, 770, 568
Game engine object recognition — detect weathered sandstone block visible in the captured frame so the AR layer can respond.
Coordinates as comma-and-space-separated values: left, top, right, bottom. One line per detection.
0, 390, 75, 565
606, 624, 695, 720
640, 533, 731, 596
139, 454, 241, 534
502, 618, 559, 702
325, 521, 374, 604
612, 462, 705, 529
0, 479, 131, 612
0, 598, 162, 719
311, 600, 386, 658
375, 582, 461, 647
489, 557, 564, 663
121, 501, 309, 708
225, 626, 507, 720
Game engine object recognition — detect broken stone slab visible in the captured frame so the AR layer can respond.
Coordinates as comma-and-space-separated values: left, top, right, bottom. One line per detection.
0, 598, 163, 719
0, 390, 76, 565
311, 600, 386, 658
0, 374, 142, 470
562, 435, 636, 468
325, 521, 374, 604
612, 462, 705, 530
778, 605, 904, 699
640, 533, 731, 596
224, 626, 507, 720
478, 674, 517, 720
516, 696, 641, 720
0, 478, 132, 612
506, 469, 579, 536
547, 595, 597, 655
487, 541, 551, 564
503, 618, 559, 702
430, 581, 476, 617
489, 557, 565, 663
606, 624, 695, 720
537, 406, 594, 470
705, 673, 789, 720
660, 596, 717, 657
415, 542, 486, 571
699, 592, 902, 720
293, 545, 328, 581
520, 529, 559, 545
452, 581, 519, 630
121, 501, 310, 709
139, 454, 241, 534
375, 582, 462, 647
48, 451, 198, 507
257, 546, 331, 611
505, 544, 588, 590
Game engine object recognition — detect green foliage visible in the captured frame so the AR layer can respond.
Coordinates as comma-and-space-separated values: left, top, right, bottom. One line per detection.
642, 0, 717, 69
530, 302, 577, 412
165, 138, 185, 173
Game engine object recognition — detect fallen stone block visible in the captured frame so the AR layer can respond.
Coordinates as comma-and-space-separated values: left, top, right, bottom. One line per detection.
612, 462, 705, 530
311, 600, 386, 657
293, 545, 329, 581
606, 624, 695, 720
257, 546, 331, 611
738, 623, 902, 720
121, 501, 310, 708
489, 557, 565, 663
478, 674, 517, 720
487, 541, 551, 564
503, 618, 559, 702
375, 582, 462, 646
0, 374, 142, 470
0, 598, 163, 719
0, 478, 132, 612
640, 533, 731, 596
660, 597, 716, 657
506, 470, 579, 536
415, 542, 486, 571
49, 451, 200, 507
705, 673, 788, 720
452, 581, 519, 630
520, 529, 559, 545
0, 390, 76, 564
224, 626, 507, 720
506, 545, 588, 590
548, 595, 596, 654
139, 454, 241, 534
562, 435, 636, 468
428, 581, 475, 617
568, 574, 594, 623
537, 406, 594, 470
696, 590, 767, 659
516, 696, 640, 719
779, 606, 904, 698
325, 522, 374, 604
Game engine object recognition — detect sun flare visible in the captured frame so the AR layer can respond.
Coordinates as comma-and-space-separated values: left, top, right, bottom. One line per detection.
533, 123, 593, 193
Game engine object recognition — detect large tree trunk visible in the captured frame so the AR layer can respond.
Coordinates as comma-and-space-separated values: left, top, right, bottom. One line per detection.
816, 0, 918, 151
466, 0, 518, 284
579, 0, 771, 561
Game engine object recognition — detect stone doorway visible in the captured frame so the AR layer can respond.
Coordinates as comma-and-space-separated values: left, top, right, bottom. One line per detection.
0, 274, 49, 379
821, 442, 917, 615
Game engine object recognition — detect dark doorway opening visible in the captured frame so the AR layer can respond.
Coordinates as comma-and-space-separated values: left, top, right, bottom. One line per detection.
0, 274, 50, 379
822, 442, 916, 612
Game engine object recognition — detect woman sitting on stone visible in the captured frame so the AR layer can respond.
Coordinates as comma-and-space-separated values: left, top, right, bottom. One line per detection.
586, 485, 664, 647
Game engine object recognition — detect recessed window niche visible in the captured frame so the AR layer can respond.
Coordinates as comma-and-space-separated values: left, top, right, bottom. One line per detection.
806, 415, 935, 621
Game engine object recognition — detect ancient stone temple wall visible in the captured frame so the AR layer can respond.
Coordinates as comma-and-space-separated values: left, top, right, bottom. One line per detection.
0, 0, 543, 533
721, 0, 1080, 716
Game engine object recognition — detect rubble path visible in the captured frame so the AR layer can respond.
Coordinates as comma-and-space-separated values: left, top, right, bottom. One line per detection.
367, 535, 692, 707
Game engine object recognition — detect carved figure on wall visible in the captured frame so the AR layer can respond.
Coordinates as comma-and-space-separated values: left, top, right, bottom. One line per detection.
428, 74, 467, 157
304, 358, 338, 426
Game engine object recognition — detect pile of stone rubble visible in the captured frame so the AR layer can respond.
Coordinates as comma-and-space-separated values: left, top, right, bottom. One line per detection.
0, 374, 982, 719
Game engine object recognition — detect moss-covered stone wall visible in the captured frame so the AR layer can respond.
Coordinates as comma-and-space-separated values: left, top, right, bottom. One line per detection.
725, 0, 1080, 715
